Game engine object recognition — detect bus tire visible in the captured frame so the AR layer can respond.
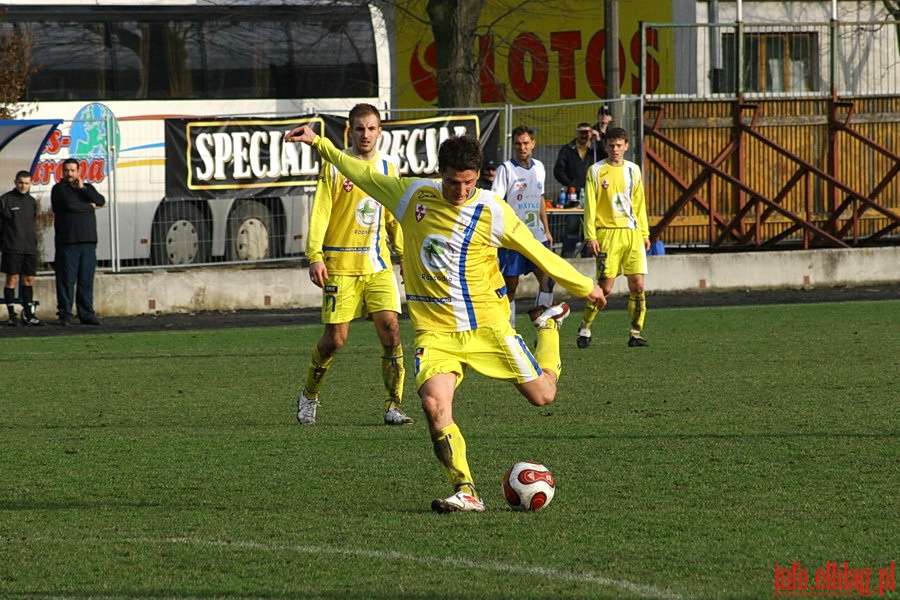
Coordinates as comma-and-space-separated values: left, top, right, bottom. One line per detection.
226, 200, 272, 261
151, 202, 210, 265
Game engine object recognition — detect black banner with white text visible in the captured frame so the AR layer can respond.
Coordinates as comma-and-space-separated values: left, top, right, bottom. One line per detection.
164, 111, 501, 200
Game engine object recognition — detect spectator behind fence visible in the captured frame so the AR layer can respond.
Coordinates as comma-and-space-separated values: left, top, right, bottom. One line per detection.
477, 157, 499, 190
553, 122, 608, 257
1, 170, 44, 326
591, 104, 614, 143
51, 158, 105, 326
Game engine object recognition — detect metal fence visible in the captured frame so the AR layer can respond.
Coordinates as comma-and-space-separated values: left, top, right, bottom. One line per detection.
642, 20, 900, 100
35, 104, 643, 273
33, 69, 897, 274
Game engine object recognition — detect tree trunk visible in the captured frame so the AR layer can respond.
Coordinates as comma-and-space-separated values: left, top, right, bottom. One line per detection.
886, 1, 900, 54
426, 0, 485, 107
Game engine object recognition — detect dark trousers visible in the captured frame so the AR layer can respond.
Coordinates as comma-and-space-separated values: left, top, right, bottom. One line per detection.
562, 214, 583, 258
55, 242, 97, 320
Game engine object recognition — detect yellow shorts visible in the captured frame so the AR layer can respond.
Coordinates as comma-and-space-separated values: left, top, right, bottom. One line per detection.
321, 269, 401, 324
412, 322, 541, 389
595, 228, 648, 280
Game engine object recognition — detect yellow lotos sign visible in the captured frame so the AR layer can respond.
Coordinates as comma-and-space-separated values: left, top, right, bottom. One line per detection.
394, 0, 675, 107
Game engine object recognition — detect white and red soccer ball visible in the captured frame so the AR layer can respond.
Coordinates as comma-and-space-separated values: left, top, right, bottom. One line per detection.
502, 461, 556, 511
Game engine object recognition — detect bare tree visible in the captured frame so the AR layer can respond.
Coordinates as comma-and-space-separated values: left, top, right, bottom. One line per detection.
425, 0, 486, 107
0, 12, 38, 118
391, 0, 601, 108
885, 0, 900, 51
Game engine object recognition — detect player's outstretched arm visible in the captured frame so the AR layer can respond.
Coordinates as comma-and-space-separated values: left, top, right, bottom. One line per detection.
285, 125, 405, 214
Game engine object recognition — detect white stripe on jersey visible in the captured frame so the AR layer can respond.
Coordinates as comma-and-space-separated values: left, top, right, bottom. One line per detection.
506, 332, 542, 382
446, 202, 484, 329
623, 164, 638, 230
473, 189, 507, 247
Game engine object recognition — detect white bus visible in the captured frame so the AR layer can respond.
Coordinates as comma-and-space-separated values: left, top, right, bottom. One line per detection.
2, 0, 392, 267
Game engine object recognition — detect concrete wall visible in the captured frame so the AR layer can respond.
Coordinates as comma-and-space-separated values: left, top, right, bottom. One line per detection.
27, 246, 900, 317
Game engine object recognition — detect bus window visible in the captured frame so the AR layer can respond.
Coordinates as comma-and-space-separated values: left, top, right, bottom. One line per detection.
9, 5, 379, 102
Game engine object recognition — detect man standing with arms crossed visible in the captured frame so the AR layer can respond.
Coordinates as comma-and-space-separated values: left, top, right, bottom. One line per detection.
1, 170, 44, 326
492, 125, 554, 327
297, 103, 413, 426
285, 125, 605, 512
577, 127, 651, 349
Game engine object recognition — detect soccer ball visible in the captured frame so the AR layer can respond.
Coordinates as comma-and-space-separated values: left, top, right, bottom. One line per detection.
502, 461, 555, 511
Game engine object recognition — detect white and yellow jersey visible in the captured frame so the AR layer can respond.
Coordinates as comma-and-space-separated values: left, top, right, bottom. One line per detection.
306, 149, 402, 275
311, 135, 594, 333
583, 159, 650, 240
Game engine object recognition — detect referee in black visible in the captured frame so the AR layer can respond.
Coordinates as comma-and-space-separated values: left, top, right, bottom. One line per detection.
1, 170, 44, 326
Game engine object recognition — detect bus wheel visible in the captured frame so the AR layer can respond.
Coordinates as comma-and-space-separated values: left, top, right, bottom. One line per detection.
151, 203, 210, 265
226, 200, 272, 261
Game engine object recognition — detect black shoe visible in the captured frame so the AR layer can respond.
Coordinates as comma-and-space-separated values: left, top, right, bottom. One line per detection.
58, 315, 71, 326
576, 327, 591, 349
7, 315, 18, 327
628, 335, 649, 347
80, 316, 102, 326
21, 314, 44, 326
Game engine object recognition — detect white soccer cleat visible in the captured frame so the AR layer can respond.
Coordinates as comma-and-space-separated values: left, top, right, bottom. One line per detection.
431, 491, 485, 513
297, 391, 319, 425
529, 302, 570, 329
384, 406, 414, 425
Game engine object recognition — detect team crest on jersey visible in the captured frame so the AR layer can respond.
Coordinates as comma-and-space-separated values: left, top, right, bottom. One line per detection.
355, 197, 380, 227
420, 234, 453, 272
343, 178, 354, 192
415, 203, 426, 222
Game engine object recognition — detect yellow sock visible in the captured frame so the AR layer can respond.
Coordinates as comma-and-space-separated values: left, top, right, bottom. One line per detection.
628, 292, 647, 333
303, 346, 334, 399
580, 301, 600, 331
381, 344, 405, 411
432, 423, 477, 496
534, 320, 562, 379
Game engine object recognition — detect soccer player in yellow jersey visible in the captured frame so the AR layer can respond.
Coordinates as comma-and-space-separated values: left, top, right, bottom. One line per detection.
579, 127, 651, 348
286, 124, 606, 513
297, 103, 413, 427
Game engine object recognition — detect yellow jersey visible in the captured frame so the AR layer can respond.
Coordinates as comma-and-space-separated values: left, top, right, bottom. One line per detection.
311, 135, 594, 332
306, 149, 402, 275
583, 159, 650, 240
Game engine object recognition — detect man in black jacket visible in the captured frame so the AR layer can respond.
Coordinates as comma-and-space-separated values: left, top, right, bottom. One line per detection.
51, 158, 105, 325
0, 171, 43, 326
553, 122, 607, 257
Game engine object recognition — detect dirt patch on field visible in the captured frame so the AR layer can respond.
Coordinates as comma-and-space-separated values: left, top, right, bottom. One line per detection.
2, 283, 897, 339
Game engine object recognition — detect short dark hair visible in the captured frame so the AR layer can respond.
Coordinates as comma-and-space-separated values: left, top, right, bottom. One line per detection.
511, 125, 535, 139
605, 127, 628, 142
62, 157, 79, 168
15, 170, 31, 180
348, 103, 381, 125
439, 135, 482, 174
576, 122, 591, 130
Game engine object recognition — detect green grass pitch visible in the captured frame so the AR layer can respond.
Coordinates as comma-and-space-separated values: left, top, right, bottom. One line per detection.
1, 299, 897, 599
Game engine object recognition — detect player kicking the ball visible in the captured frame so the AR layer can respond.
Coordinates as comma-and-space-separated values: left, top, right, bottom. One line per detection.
285, 125, 606, 512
